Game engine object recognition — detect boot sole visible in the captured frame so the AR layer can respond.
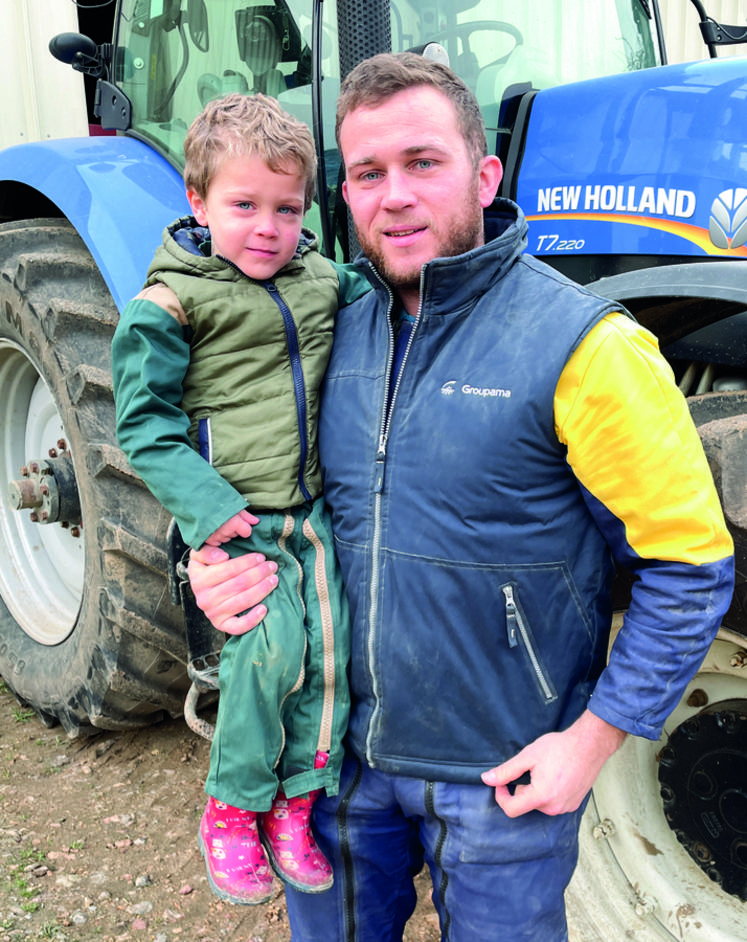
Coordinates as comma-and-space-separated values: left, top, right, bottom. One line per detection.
258, 824, 334, 894
198, 828, 275, 905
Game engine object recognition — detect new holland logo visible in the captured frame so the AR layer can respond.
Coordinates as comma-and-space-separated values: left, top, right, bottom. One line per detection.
709, 188, 747, 249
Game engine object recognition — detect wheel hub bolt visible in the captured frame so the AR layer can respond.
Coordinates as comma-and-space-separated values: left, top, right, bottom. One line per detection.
7, 455, 81, 526
592, 818, 616, 840
634, 894, 658, 917
729, 649, 747, 669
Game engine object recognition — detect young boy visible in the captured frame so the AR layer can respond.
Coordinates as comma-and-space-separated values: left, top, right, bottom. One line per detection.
111, 93, 368, 905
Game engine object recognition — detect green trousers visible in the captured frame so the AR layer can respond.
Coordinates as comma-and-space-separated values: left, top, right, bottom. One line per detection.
205, 498, 350, 811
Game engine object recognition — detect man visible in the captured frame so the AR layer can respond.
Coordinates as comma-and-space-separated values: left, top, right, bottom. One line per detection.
188, 53, 734, 940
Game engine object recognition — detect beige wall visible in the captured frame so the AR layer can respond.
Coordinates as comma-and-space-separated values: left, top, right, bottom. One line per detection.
2, 0, 88, 148
658, 0, 747, 61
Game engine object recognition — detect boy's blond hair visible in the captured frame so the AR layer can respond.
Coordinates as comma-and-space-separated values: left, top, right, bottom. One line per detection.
184, 93, 317, 211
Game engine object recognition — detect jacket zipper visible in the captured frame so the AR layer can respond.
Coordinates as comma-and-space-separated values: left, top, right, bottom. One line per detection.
365, 266, 423, 765
501, 584, 555, 702
217, 256, 313, 501
264, 282, 313, 501
274, 514, 307, 765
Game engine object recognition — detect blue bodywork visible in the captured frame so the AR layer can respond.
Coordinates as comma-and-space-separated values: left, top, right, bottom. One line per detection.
0, 135, 188, 311
517, 57, 747, 265
1, 57, 746, 311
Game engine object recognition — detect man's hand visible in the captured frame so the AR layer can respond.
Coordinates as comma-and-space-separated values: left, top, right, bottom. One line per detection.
187, 544, 278, 636
481, 710, 627, 817
204, 509, 259, 546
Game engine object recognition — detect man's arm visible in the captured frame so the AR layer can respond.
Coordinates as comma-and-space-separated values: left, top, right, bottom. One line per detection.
482, 312, 733, 816
555, 312, 733, 737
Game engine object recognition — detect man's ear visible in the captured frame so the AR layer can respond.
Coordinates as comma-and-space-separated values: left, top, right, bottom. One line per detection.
342, 179, 349, 205
187, 187, 209, 225
478, 155, 503, 208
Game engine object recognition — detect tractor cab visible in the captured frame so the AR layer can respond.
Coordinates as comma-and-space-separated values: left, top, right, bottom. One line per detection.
56, 0, 664, 258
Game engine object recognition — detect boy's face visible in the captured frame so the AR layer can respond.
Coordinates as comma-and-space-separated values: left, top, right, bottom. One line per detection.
187, 154, 306, 281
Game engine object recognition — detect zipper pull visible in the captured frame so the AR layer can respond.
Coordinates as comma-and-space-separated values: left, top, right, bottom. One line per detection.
502, 585, 519, 648
374, 444, 386, 493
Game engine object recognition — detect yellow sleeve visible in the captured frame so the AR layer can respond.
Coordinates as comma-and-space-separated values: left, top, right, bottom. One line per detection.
554, 312, 731, 565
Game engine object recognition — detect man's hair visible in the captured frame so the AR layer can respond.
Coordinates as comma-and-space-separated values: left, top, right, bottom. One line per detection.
184, 93, 317, 210
335, 52, 487, 169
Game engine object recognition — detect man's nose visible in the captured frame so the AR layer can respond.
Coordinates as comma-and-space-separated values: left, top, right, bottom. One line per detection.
381, 169, 416, 209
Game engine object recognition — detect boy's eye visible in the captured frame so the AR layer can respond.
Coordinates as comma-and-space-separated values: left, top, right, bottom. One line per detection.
279, 206, 300, 215
237, 201, 254, 210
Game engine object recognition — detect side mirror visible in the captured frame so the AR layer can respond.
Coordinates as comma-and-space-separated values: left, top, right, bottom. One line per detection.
49, 32, 104, 77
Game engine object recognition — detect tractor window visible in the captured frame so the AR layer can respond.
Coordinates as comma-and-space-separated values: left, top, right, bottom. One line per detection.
111, 0, 661, 259
388, 1, 662, 138
114, 0, 313, 170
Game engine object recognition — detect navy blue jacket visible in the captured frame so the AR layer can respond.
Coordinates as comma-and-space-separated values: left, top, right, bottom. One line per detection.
318, 198, 733, 783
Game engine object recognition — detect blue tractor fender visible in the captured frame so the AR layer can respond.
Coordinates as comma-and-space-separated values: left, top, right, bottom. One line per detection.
514, 58, 747, 265
0, 135, 189, 311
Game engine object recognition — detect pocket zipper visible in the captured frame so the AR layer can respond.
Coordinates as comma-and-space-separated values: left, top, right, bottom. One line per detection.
502, 584, 555, 702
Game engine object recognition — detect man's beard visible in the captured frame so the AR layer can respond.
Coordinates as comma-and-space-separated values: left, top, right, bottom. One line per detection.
354, 192, 485, 293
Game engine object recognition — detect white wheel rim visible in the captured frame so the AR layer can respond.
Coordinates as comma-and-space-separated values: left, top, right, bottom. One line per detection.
573, 625, 747, 940
0, 340, 84, 643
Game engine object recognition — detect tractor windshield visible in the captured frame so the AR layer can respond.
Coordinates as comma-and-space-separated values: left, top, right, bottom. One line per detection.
114, 0, 661, 250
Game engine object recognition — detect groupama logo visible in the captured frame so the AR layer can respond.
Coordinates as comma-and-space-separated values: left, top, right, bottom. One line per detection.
709, 188, 747, 249
440, 380, 511, 399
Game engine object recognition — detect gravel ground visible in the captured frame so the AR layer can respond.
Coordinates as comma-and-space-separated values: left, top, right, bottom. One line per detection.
0, 678, 440, 942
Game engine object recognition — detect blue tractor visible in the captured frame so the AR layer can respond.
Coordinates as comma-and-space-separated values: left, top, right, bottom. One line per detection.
0, 2, 746, 937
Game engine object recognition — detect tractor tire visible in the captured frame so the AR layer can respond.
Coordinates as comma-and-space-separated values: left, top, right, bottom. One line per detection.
565, 291, 747, 940
0, 218, 189, 737
567, 626, 747, 942
568, 396, 747, 940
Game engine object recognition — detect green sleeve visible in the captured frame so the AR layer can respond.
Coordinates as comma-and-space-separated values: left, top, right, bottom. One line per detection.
331, 260, 371, 307
111, 298, 248, 548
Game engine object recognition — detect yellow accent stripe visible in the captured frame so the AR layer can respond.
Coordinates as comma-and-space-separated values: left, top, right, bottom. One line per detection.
554, 313, 732, 563
526, 212, 747, 257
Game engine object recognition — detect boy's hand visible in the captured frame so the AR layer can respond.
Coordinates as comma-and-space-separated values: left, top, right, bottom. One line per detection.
204, 509, 259, 546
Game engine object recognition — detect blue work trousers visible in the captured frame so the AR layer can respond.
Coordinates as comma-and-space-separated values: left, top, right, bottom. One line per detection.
286, 752, 585, 941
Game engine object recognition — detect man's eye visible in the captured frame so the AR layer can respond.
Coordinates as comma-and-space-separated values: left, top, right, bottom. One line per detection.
414, 159, 434, 170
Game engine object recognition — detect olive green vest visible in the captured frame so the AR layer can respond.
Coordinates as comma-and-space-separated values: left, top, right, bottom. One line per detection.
146, 225, 339, 510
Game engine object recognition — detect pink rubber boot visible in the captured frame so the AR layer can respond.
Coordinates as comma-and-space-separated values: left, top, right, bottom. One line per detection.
199, 796, 275, 904
259, 751, 333, 893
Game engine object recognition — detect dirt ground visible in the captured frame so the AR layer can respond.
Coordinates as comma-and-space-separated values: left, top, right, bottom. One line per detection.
0, 677, 441, 942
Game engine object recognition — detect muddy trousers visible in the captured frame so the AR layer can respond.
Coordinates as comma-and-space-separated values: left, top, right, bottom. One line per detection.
204, 499, 350, 812
285, 752, 586, 941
